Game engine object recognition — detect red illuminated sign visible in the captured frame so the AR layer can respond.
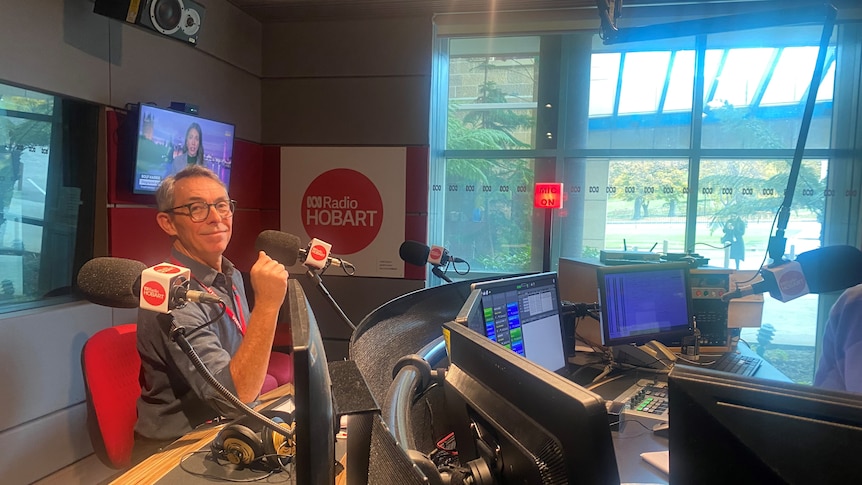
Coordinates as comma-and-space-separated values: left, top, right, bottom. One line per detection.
534, 183, 564, 209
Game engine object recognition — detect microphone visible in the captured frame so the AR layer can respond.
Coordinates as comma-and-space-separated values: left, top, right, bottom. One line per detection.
254, 230, 302, 266
140, 263, 222, 313
721, 245, 862, 302
76, 258, 222, 311
399, 240, 465, 267
297, 238, 355, 272
77, 257, 147, 309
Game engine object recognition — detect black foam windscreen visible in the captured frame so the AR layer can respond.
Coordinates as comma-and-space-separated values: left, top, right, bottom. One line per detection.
255, 230, 301, 267
796, 244, 862, 293
399, 240, 430, 267
76, 257, 146, 308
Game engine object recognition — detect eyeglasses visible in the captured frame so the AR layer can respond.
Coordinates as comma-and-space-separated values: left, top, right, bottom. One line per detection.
165, 199, 237, 222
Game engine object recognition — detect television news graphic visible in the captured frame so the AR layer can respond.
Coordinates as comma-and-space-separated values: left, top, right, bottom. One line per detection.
721, 245, 862, 302
93, 0, 206, 45
132, 103, 235, 195
77, 258, 221, 312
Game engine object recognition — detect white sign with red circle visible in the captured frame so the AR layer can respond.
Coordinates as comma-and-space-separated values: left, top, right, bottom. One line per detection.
281, 147, 407, 277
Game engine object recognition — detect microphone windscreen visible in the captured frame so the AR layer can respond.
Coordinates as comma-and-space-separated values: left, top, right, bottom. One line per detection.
76, 257, 146, 308
255, 230, 301, 266
797, 245, 862, 293
399, 240, 430, 266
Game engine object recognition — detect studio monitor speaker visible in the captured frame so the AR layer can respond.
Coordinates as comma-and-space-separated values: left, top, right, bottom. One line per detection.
93, 0, 205, 46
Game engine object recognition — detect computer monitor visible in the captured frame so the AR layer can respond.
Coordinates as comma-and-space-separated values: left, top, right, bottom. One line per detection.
668, 365, 862, 483
288, 279, 336, 484
464, 272, 567, 372
442, 320, 620, 484
596, 262, 693, 347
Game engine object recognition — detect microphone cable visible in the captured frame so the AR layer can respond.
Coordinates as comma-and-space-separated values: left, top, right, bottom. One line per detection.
161, 314, 296, 451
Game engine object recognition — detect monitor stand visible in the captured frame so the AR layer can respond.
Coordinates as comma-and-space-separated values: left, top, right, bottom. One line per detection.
611, 341, 676, 370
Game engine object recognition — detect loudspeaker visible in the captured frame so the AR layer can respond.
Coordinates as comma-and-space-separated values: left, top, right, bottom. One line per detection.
210, 410, 295, 469
93, 0, 205, 46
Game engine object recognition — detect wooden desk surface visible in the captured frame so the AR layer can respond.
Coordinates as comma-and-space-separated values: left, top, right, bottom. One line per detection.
113, 384, 301, 484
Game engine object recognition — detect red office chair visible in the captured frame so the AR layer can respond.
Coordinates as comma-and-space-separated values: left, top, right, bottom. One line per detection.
81, 323, 141, 469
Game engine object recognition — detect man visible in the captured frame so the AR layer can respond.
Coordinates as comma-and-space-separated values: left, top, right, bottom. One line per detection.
814, 285, 862, 394
136, 165, 289, 441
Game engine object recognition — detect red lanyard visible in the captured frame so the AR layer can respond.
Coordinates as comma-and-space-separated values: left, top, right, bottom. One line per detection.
171, 258, 246, 335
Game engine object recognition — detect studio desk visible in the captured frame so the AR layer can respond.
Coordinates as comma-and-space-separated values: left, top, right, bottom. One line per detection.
114, 278, 791, 484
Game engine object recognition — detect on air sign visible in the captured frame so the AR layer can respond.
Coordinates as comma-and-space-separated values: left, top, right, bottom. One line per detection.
301, 168, 384, 254
534, 183, 564, 209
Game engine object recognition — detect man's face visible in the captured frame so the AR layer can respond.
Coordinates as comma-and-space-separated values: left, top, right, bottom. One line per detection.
160, 176, 232, 267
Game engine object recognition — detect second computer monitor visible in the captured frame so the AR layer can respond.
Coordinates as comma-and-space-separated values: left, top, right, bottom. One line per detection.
468, 272, 567, 373
596, 262, 693, 347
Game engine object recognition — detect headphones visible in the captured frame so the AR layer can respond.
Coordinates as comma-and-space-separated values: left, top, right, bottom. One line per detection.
210, 410, 296, 469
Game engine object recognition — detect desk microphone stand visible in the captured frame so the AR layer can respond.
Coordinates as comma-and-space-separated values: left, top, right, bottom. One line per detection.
159, 312, 294, 442
304, 268, 356, 332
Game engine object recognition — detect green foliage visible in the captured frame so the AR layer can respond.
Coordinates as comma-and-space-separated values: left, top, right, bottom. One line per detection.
476, 246, 532, 272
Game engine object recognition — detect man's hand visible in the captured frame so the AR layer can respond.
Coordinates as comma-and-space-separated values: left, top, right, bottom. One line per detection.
250, 250, 288, 310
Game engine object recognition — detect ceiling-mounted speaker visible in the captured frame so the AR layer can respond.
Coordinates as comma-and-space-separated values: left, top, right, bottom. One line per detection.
93, 0, 206, 46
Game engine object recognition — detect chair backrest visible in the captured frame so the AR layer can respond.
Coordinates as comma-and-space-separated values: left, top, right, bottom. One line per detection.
81, 323, 141, 469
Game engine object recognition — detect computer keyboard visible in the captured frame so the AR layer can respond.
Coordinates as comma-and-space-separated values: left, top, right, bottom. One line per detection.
709, 352, 762, 377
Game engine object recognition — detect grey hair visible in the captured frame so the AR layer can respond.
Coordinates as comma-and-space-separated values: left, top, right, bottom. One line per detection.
155, 165, 227, 212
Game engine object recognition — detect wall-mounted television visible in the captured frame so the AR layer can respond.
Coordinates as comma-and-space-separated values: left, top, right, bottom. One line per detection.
132, 104, 235, 194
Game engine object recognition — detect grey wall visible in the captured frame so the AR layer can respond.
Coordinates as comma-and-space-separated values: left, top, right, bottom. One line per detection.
260, 16, 433, 146
260, 15, 435, 357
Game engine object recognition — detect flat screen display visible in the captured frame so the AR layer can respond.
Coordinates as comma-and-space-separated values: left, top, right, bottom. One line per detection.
596, 262, 693, 347
132, 104, 235, 194
468, 272, 567, 373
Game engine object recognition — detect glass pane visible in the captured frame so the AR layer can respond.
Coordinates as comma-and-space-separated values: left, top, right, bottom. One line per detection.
711, 48, 775, 108
696, 158, 826, 384
588, 43, 692, 149
664, 50, 694, 112
761, 46, 819, 105
441, 158, 538, 273
1, 111, 53, 305
559, 158, 690, 260
0, 84, 54, 115
589, 53, 620, 117
0, 82, 97, 313
447, 37, 540, 150
618, 51, 671, 115
703, 36, 835, 150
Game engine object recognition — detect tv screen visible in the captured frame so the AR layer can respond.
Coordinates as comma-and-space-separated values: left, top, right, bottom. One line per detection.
596, 262, 693, 347
132, 104, 235, 194
466, 272, 568, 373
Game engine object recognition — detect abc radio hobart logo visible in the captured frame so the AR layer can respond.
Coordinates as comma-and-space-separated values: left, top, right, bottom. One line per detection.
301, 168, 384, 254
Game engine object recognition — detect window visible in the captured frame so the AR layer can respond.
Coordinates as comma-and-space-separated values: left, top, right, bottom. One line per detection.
0, 81, 98, 313
432, 18, 853, 384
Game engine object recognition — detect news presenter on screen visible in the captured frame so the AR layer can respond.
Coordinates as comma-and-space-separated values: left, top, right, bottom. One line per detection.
135, 165, 290, 441
170, 122, 205, 175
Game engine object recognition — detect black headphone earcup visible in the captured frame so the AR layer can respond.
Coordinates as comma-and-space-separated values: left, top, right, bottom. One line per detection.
261, 415, 295, 469
213, 423, 264, 466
